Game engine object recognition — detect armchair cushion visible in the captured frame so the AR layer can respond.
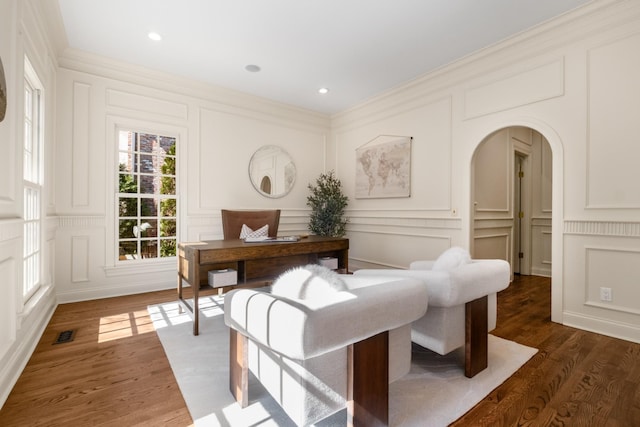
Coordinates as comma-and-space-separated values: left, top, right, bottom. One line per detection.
432, 246, 471, 271
271, 264, 347, 302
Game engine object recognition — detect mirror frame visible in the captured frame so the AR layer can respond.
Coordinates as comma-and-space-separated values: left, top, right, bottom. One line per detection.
248, 145, 296, 198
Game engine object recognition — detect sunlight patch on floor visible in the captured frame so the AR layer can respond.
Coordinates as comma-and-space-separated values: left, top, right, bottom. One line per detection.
192, 401, 276, 427
98, 309, 155, 342
148, 296, 225, 330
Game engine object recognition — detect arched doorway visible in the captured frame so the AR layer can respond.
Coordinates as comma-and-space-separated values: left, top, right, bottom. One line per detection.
470, 123, 562, 323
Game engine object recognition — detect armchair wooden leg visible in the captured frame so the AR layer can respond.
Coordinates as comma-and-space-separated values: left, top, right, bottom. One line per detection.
347, 331, 389, 427
465, 295, 489, 378
229, 329, 249, 407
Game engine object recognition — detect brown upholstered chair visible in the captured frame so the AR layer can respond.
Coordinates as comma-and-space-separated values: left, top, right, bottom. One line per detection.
221, 209, 281, 240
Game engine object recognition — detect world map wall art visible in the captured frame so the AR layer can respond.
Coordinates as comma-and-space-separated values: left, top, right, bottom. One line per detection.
355, 135, 411, 199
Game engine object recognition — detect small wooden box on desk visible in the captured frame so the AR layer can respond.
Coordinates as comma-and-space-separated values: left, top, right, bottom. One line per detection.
177, 236, 349, 335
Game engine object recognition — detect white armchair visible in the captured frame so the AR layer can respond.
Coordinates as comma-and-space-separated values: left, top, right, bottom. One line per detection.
354, 247, 511, 377
224, 265, 428, 426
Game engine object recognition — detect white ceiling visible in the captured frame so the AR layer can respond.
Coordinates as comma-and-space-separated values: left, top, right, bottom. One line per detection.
56, 0, 592, 115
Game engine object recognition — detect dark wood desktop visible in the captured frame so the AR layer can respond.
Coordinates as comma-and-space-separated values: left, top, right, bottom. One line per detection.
177, 236, 349, 335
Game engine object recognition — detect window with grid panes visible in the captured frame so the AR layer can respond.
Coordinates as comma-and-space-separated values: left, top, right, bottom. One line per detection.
23, 57, 43, 300
117, 130, 177, 261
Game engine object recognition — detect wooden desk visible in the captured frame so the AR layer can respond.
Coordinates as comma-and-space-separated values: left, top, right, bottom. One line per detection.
177, 236, 349, 335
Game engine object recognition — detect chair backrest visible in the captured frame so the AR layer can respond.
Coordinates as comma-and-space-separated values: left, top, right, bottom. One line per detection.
221, 209, 281, 240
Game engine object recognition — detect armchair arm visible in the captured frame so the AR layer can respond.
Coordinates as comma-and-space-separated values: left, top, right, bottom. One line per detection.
354, 259, 510, 308
409, 260, 435, 270
224, 276, 428, 360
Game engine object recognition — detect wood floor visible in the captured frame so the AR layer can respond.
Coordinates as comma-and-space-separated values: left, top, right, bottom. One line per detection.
1, 275, 639, 426
453, 275, 640, 426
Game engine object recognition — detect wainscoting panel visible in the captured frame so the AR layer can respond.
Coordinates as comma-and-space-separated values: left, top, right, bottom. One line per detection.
563, 230, 640, 343
473, 231, 511, 263
0, 255, 16, 362
473, 129, 511, 216
71, 235, 90, 283
531, 218, 552, 277
348, 230, 451, 269
584, 246, 640, 315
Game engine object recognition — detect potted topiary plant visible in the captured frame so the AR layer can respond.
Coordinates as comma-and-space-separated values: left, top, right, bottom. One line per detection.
307, 171, 349, 237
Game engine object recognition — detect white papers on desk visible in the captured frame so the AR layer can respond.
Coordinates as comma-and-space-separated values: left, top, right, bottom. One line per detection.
244, 235, 300, 243
244, 236, 272, 243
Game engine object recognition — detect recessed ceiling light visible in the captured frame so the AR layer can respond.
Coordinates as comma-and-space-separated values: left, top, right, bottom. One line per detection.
245, 64, 261, 73
318, 87, 329, 95
148, 32, 162, 41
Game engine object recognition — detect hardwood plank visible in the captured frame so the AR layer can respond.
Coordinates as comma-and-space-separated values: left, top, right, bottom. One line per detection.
0, 289, 194, 427
452, 275, 640, 426
1, 275, 639, 426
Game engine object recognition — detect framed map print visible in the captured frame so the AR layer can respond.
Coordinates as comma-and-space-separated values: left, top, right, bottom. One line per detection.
355, 135, 411, 199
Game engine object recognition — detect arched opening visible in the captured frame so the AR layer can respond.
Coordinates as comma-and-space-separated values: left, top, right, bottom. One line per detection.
470, 124, 561, 322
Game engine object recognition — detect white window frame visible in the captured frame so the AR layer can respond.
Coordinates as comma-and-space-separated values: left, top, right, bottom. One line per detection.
23, 56, 44, 302
115, 129, 178, 264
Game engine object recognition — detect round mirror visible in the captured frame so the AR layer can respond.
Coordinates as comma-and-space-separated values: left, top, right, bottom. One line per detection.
248, 145, 296, 198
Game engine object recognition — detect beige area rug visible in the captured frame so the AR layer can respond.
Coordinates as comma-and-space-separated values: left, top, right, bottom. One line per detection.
149, 296, 537, 427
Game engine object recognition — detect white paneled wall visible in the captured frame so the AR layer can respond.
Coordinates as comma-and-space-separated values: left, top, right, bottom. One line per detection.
332, 0, 640, 343
54, 55, 329, 303
3, 0, 640, 410
0, 0, 58, 407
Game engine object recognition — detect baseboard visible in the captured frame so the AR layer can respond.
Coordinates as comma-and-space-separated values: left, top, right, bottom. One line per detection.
0, 295, 57, 409
530, 267, 551, 277
563, 311, 640, 344
56, 280, 176, 304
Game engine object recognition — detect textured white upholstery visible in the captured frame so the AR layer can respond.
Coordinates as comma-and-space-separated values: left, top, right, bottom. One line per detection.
354, 248, 510, 355
224, 274, 428, 426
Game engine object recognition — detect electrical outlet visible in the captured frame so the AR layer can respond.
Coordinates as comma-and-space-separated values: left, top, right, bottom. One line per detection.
600, 287, 612, 302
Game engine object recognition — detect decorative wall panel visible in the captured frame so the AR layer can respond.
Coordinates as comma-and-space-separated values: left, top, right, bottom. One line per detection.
473, 129, 510, 214
72, 82, 91, 207
587, 33, 640, 208
71, 235, 89, 282
0, 256, 16, 360
473, 232, 510, 262
106, 89, 188, 120
464, 59, 564, 119
585, 247, 640, 315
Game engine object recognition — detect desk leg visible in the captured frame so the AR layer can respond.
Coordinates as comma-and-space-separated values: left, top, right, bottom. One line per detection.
193, 265, 200, 336
339, 248, 349, 273
177, 254, 184, 314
